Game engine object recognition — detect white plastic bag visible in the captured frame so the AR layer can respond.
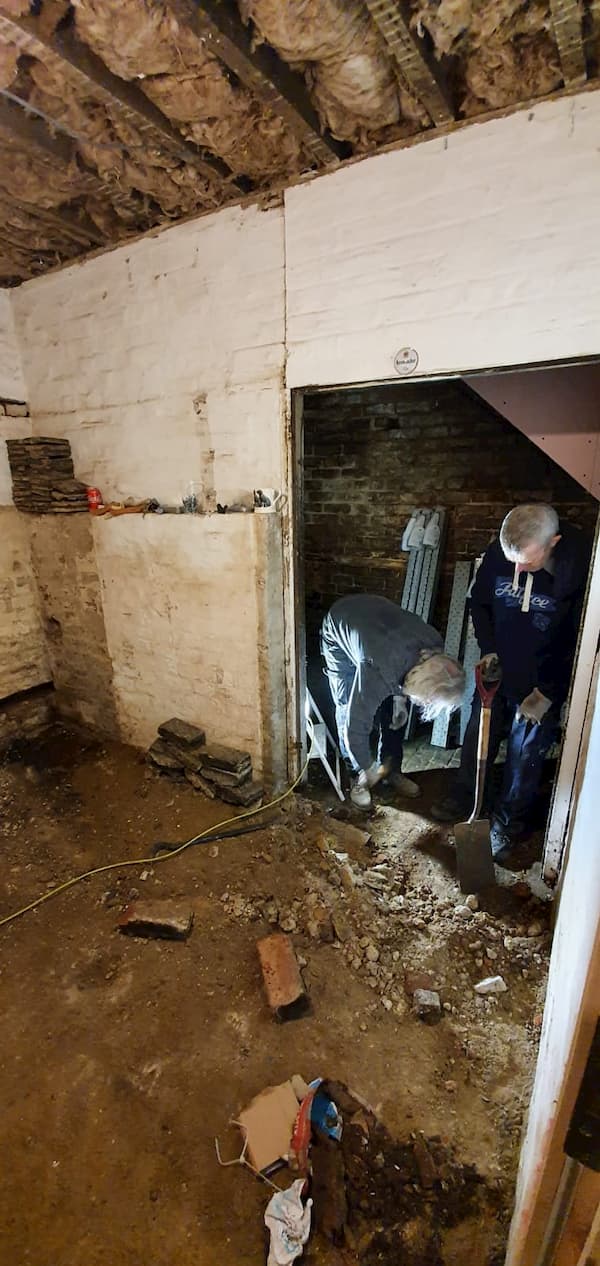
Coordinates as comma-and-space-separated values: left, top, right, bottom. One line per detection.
265, 1179, 312, 1266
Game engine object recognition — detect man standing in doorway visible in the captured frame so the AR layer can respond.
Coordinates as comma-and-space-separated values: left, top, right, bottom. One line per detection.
321, 594, 465, 808
432, 504, 592, 861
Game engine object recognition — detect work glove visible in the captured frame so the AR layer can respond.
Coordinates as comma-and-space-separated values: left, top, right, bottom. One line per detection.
362, 761, 389, 788
390, 695, 408, 730
476, 652, 502, 682
516, 688, 552, 725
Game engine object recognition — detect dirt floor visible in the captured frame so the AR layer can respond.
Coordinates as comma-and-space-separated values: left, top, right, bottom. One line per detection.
0, 725, 553, 1265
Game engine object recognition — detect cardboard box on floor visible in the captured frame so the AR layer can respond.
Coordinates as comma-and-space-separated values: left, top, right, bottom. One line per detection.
238, 1080, 300, 1174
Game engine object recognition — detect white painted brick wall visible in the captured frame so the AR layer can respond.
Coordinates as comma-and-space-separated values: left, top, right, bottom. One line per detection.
0, 291, 26, 401
0, 293, 48, 700
285, 92, 600, 387
92, 514, 262, 754
11, 204, 287, 765
12, 204, 286, 505
0, 291, 30, 506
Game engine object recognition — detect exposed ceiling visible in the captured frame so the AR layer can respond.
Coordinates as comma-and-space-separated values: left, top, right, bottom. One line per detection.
0, 0, 598, 286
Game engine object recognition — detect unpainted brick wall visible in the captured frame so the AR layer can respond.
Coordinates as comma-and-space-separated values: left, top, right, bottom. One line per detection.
303, 380, 597, 640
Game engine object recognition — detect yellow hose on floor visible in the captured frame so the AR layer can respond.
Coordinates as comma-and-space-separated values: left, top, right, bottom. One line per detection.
0, 757, 310, 931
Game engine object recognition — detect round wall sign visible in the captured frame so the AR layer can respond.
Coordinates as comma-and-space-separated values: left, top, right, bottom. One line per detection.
393, 347, 419, 377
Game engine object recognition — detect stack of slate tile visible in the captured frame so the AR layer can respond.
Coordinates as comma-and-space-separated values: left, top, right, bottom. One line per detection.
6, 437, 88, 513
147, 718, 262, 807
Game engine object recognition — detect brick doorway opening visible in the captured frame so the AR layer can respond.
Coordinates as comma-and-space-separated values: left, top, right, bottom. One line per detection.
289, 365, 599, 867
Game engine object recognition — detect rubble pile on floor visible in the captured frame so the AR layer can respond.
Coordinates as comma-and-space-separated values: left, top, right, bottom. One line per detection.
146, 717, 263, 807
220, 802, 551, 1030
6, 437, 88, 513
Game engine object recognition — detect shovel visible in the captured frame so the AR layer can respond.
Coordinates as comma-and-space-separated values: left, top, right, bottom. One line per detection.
455, 661, 501, 894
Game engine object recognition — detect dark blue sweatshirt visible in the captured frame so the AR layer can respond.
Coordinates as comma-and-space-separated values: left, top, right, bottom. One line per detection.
469, 522, 592, 705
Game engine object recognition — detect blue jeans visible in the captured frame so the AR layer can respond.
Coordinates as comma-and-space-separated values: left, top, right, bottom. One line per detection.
321, 659, 404, 775
456, 689, 560, 835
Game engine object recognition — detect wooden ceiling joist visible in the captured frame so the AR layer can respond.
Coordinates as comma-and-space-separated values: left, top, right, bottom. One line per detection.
0, 94, 77, 167
363, 0, 454, 126
0, 192, 106, 248
550, 0, 587, 86
0, 9, 243, 191
171, 0, 347, 165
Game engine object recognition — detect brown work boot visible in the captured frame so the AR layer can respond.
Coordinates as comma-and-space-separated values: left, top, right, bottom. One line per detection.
387, 772, 421, 798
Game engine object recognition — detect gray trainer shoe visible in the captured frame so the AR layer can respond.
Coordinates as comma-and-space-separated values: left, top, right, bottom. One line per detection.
350, 778, 372, 809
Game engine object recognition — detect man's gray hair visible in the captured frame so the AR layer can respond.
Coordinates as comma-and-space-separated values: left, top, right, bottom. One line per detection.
500, 503, 559, 561
404, 652, 466, 722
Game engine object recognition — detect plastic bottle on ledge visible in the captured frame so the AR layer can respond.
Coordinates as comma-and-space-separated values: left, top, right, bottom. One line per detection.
182, 481, 202, 514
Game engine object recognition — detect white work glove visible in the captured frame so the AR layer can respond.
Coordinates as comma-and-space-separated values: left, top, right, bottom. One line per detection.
476, 652, 501, 680
390, 695, 408, 730
362, 761, 389, 788
516, 688, 552, 724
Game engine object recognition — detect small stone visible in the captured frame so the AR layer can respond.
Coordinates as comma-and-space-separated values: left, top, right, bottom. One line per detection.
485, 947, 498, 960
208, 844, 219, 859
444, 1079, 457, 1093
413, 989, 442, 1024
413, 917, 426, 929
455, 905, 473, 921
297, 955, 308, 968
365, 944, 379, 963
263, 900, 279, 924
465, 894, 479, 912
359, 936, 371, 949
392, 950, 400, 962
527, 921, 543, 937
331, 906, 352, 943
279, 913, 298, 933
443, 1002, 452, 1012
359, 1022, 368, 1032
474, 975, 507, 995
232, 895, 245, 918
382, 998, 393, 1011
352, 957, 362, 970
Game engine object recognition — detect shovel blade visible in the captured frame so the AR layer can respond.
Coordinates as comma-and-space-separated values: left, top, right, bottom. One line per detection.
454, 818, 496, 893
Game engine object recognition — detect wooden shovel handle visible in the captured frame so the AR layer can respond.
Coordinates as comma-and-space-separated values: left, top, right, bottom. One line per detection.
469, 704, 492, 823
477, 704, 491, 763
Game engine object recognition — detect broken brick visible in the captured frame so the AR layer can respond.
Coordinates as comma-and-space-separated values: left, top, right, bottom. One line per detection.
200, 743, 252, 773
413, 989, 442, 1024
185, 769, 217, 798
413, 1132, 437, 1189
216, 780, 263, 807
158, 717, 206, 746
257, 932, 310, 1021
200, 763, 252, 788
147, 739, 184, 770
118, 900, 194, 940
